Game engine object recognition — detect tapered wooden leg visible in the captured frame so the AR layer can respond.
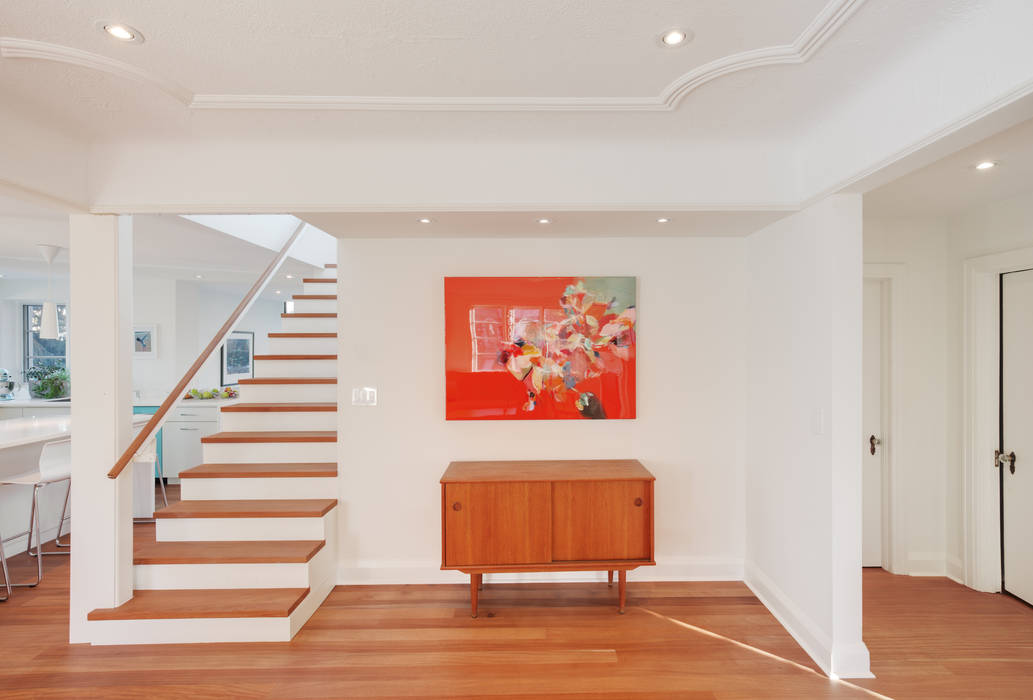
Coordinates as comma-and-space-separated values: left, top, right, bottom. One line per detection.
608, 570, 614, 587
618, 570, 627, 614
478, 573, 484, 591
470, 574, 479, 618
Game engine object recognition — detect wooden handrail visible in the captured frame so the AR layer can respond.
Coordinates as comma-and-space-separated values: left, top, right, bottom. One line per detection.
107, 221, 307, 479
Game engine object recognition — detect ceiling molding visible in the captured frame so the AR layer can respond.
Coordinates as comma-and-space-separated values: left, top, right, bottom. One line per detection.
86, 202, 800, 215
0, 0, 864, 114
0, 37, 192, 105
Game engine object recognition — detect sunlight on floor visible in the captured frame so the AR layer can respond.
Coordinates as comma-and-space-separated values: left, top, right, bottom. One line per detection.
640, 608, 893, 700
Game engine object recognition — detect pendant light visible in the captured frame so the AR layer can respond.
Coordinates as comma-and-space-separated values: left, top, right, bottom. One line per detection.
38, 244, 61, 340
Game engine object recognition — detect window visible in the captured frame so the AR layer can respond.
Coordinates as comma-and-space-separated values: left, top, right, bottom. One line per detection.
23, 304, 68, 375
469, 305, 565, 372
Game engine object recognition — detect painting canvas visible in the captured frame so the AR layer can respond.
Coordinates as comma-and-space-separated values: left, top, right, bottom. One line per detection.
445, 276, 636, 420
220, 331, 255, 385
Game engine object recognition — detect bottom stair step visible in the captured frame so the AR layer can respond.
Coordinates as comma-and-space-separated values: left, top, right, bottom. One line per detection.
87, 588, 309, 621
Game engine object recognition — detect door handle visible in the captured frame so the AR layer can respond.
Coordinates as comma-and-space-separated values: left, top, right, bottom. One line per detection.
997, 450, 1016, 474
869, 435, 881, 455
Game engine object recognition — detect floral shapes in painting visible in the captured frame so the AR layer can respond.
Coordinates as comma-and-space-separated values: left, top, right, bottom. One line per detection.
445, 277, 636, 420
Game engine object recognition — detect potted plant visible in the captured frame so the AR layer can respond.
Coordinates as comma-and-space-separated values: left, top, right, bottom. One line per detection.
26, 364, 71, 399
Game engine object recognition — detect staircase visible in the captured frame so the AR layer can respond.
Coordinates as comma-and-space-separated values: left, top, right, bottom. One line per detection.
87, 268, 339, 644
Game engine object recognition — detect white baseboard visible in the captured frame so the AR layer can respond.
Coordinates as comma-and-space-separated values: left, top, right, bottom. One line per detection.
1, 522, 66, 560
744, 561, 872, 679
907, 551, 947, 577
945, 554, 964, 584
744, 561, 834, 676
337, 556, 744, 586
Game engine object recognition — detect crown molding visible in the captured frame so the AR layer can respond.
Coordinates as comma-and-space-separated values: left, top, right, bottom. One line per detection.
0, 37, 192, 105
0, 0, 864, 113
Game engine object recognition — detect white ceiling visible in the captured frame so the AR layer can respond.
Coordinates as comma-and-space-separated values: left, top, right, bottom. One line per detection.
865, 116, 1033, 219
301, 210, 791, 239
0, 0, 958, 142
0, 208, 318, 299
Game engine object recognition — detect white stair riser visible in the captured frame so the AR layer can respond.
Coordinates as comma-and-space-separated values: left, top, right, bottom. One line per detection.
180, 476, 337, 500
303, 282, 337, 295
282, 316, 337, 333
219, 411, 337, 431
238, 383, 337, 403
292, 299, 337, 313
133, 544, 330, 590
289, 507, 337, 636
87, 617, 291, 645
202, 441, 336, 463
156, 513, 331, 541
268, 337, 338, 354
255, 358, 337, 378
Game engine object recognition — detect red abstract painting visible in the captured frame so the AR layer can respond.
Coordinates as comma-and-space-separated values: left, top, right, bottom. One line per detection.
445, 276, 637, 420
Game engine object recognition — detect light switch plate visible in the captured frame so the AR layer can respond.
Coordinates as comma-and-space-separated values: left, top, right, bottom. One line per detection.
352, 387, 378, 406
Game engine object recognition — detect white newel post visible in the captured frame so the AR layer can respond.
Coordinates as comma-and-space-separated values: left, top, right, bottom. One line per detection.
68, 214, 135, 643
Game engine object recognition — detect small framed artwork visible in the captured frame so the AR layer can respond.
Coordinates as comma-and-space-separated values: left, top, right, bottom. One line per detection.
133, 324, 158, 359
221, 330, 255, 386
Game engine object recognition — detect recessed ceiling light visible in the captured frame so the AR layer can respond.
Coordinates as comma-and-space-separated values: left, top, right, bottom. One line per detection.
275, 290, 281, 294
657, 217, 670, 224
285, 274, 294, 279
660, 29, 690, 47
418, 218, 432, 224
538, 218, 551, 224
975, 161, 997, 171
195, 274, 203, 279
98, 22, 144, 43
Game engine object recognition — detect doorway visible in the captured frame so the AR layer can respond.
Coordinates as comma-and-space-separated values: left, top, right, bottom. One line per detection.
999, 269, 1033, 605
862, 278, 889, 569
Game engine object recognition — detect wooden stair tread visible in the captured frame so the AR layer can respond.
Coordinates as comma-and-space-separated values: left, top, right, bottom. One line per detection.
281, 313, 336, 318
324, 263, 337, 268
238, 377, 336, 384
134, 538, 324, 565
302, 278, 337, 283
179, 462, 338, 478
202, 430, 336, 443
220, 402, 337, 413
293, 294, 337, 300
87, 588, 309, 620
154, 499, 338, 519
268, 332, 336, 338
253, 354, 337, 360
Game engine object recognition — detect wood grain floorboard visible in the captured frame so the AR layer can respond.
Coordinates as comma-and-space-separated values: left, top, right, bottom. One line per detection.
2, 501, 1032, 698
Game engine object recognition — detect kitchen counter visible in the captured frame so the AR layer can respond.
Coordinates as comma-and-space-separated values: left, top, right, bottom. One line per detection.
1, 397, 240, 408
0, 414, 150, 450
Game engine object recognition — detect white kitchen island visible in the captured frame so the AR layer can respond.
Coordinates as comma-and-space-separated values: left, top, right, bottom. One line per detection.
0, 415, 154, 558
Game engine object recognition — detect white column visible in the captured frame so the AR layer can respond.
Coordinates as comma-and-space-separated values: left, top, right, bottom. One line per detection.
68, 214, 134, 643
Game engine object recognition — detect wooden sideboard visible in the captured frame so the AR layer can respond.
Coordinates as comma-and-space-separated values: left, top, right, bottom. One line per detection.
440, 459, 655, 617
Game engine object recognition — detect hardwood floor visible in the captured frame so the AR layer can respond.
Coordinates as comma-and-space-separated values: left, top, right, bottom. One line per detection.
2, 512, 1032, 698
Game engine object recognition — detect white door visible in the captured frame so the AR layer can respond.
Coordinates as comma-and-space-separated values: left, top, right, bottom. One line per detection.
862, 279, 885, 568
1001, 270, 1033, 605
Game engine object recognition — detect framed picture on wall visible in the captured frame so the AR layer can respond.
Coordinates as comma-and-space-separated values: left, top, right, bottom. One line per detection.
444, 276, 637, 420
133, 324, 158, 359
220, 330, 255, 386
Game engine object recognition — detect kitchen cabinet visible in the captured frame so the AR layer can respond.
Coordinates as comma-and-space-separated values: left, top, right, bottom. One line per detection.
162, 404, 220, 481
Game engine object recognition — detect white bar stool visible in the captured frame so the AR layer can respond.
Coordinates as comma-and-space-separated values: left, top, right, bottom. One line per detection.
0, 521, 10, 601
0, 437, 71, 587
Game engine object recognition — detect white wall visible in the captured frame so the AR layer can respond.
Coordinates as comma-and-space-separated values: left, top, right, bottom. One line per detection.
335, 236, 748, 585
744, 194, 869, 678
134, 278, 281, 398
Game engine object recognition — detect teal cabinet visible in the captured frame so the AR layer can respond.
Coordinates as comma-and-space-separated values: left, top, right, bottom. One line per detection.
133, 405, 163, 477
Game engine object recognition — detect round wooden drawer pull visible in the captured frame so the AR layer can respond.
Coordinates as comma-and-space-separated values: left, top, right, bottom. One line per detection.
453, 502, 462, 511
634, 498, 643, 507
